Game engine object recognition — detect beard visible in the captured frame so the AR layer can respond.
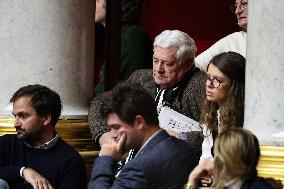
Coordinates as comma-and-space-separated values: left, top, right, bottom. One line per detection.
16, 128, 42, 146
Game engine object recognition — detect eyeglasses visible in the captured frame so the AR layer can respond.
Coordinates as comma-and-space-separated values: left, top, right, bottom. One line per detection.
231, 0, 247, 13
206, 75, 223, 89
153, 57, 177, 67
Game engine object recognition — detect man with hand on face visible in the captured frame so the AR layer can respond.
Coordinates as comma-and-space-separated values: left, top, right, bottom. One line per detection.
0, 84, 86, 189
88, 82, 199, 189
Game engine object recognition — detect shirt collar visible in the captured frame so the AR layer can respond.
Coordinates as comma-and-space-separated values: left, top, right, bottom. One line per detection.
24, 134, 59, 150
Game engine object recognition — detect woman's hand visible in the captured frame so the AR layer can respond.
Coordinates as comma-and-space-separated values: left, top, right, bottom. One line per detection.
187, 159, 214, 187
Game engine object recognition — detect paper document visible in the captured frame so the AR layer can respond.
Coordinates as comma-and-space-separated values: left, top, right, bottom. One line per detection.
158, 105, 201, 133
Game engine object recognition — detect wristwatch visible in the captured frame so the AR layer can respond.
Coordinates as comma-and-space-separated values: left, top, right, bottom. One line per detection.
20, 167, 26, 179
179, 132, 189, 141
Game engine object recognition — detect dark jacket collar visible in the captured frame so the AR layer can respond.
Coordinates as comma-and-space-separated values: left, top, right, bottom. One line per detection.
136, 130, 170, 156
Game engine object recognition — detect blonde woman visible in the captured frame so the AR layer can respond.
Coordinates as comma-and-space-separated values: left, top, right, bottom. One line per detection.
186, 128, 282, 189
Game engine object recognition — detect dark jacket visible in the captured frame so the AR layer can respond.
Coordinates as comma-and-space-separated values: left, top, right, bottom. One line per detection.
89, 68, 206, 144
241, 177, 274, 189
0, 135, 86, 189
88, 130, 198, 189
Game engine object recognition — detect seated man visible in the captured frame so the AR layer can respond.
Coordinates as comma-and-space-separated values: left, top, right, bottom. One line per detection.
0, 85, 86, 189
88, 82, 199, 189
89, 29, 206, 146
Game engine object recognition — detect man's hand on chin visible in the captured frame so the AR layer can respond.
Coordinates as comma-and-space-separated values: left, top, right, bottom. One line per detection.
99, 132, 127, 161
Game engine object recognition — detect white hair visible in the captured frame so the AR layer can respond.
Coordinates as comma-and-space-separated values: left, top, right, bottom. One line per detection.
153, 30, 197, 64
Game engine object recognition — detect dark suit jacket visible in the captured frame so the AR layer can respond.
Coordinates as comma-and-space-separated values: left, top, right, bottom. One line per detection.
88, 130, 199, 189
241, 177, 273, 189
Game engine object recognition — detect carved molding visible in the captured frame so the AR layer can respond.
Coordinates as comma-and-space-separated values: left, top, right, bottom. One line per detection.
258, 146, 284, 185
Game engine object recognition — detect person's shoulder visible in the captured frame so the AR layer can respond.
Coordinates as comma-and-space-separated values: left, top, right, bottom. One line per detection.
208, 31, 246, 48
185, 67, 206, 87
223, 31, 246, 40
125, 132, 196, 174
129, 136, 189, 163
191, 67, 206, 78
128, 69, 153, 82
148, 133, 193, 158
242, 177, 274, 189
90, 90, 112, 103
0, 134, 19, 143
131, 69, 152, 76
165, 135, 194, 152
55, 138, 84, 160
0, 134, 17, 139
131, 135, 195, 174
56, 138, 77, 151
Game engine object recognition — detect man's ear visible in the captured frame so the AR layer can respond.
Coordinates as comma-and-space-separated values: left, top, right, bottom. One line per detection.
134, 115, 146, 130
184, 59, 194, 72
42, 114, 52, 126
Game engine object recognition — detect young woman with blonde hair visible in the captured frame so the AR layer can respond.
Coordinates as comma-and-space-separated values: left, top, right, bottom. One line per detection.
186, 128, 282, 189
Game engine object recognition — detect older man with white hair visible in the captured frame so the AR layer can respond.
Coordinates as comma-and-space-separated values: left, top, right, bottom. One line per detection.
89, 30, 206, 172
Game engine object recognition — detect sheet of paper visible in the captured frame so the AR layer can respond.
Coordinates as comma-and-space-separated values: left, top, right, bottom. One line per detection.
158, 105, 201, 133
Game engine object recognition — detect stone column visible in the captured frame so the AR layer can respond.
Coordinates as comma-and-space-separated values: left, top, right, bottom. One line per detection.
0, 0, 95, 119
244, 0, 284, 146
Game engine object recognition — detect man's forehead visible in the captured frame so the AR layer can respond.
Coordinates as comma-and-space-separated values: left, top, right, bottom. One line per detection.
154, 45, 177, 52
106, 113, 122, 124
106, 113, 133, 129
13, 96, 33, 105
12, 96, 34, 111
153, 46, 177, 59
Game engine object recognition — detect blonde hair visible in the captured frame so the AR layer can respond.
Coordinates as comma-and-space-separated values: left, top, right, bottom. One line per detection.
213, 128, 260, 186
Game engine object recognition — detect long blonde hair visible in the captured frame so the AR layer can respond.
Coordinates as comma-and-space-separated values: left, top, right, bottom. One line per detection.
212, 128, 283, 189
214, 128, 259, 179
213, 128, 260, 187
